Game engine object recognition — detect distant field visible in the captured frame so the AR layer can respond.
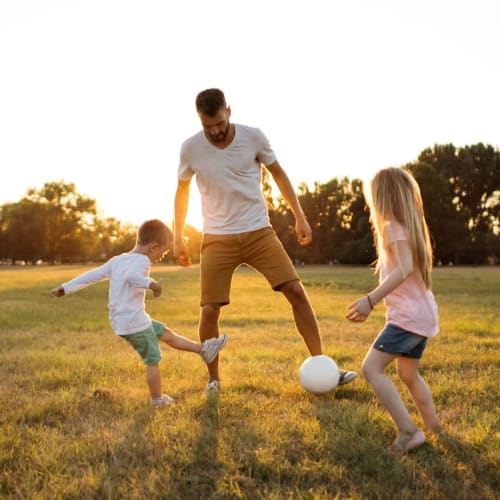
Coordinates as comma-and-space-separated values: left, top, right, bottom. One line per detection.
0, 265, 498, 499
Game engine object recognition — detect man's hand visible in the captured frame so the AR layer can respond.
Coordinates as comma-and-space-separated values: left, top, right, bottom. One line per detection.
173, 237, 192, 267
296, 218, 312, 246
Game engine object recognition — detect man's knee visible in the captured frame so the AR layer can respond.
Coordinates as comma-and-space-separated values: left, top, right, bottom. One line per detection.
201, 303, 221, 322
279, 280, 307, 303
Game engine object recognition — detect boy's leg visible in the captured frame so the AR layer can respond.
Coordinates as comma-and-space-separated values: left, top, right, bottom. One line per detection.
362, 348, 418, 437
146, 363, 162, 399
160, 327, 201, 353
160, 325, 227, 365
397, 357, 439, 432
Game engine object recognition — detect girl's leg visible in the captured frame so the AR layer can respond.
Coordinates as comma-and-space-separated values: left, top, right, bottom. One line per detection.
160, 327, 201, 353
146, 363, 162, 398
397, 356, 439, 432
362, 348, 419, 438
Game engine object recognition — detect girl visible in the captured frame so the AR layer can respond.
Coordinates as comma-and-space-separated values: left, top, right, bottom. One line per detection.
346, 167, 439, 453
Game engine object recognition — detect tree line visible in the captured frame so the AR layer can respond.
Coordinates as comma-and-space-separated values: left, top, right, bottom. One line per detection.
1, 143, 498, 266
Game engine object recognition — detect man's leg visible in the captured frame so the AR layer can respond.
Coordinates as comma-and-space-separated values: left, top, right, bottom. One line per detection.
279, 280, 323, 355
199, 303, 222, 381
279, 279, 356, 385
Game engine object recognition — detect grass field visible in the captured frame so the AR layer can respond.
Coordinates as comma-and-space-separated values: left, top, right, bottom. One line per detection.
0, 264, 498, 499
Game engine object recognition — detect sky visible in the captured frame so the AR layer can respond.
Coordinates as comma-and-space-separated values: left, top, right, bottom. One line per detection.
1, 0, 499, 229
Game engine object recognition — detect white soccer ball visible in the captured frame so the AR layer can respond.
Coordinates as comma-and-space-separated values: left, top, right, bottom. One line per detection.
299, 355, 340, 394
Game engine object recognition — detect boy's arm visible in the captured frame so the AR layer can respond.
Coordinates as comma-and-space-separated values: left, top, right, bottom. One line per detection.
50, 286, 65, 297
149, 279, 162, 297
346, 240, 413, 321
50, 262, 111, 297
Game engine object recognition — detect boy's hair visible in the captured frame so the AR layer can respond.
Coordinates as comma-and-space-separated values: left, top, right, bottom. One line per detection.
365, 167, 433, 288
196, 88, 227, 116
137, 219, 172, 246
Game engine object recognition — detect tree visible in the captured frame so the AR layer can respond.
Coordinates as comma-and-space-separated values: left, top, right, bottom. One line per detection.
416, 143, 499, 264
408, 161, 467, 264
24, 181, 97, 263
268, 177, 375, 265
90, 217, 137, 261
0, 200, 48, 264
334, 178, 375, 265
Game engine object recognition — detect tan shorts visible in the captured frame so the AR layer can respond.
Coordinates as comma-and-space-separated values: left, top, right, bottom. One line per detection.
200, 227, 300, 306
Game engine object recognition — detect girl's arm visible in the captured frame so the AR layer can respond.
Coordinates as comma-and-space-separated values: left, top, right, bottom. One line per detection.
346, 239, 413, 322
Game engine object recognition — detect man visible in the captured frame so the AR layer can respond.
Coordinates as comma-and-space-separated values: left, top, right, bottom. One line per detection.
174, 88, 356, 394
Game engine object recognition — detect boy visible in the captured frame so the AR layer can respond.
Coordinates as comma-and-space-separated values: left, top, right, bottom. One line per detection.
50, 219, 227, 408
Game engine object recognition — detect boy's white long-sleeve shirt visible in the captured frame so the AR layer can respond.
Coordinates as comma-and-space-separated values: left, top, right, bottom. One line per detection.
62, 253, 154, 335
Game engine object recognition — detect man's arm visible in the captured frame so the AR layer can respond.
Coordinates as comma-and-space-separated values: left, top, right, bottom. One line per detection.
173, 179, 192, 266
266, 161, 312, 246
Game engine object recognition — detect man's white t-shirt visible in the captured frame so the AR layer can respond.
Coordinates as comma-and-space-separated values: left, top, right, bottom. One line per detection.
178, 124, 277, 235
61, 253, 154, 335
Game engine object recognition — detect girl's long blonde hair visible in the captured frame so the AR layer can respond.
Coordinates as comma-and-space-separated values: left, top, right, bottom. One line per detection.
365, 167, 433, 288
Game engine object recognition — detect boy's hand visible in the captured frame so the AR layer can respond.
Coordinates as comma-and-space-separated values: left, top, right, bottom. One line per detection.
50, 286, 65, 298
150, 280, 162, 297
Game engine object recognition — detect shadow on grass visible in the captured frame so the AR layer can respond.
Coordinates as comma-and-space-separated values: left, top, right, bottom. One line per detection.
421, 429, 500, 499
173, 393, 222, 499
313, 397, 499, 499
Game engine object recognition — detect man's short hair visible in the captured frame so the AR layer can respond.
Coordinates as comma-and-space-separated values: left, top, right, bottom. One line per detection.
195, 88, 227, 116
137, 219, 172, 246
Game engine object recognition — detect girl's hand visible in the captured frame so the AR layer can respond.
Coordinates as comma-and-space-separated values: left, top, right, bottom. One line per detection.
345, 296, 372, 322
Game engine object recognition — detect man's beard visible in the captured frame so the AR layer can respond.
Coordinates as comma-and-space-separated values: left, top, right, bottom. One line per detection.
210, 122, 230, 142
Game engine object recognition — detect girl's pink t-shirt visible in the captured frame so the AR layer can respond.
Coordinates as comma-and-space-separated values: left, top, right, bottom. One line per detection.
380, 222, 439, 337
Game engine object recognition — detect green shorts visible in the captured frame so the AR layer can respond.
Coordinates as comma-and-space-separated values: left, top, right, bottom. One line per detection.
200, 227, 300, 306
121, 320, 165, 365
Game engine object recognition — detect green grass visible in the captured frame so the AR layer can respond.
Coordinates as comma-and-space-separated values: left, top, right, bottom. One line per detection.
0, 264, 499, 499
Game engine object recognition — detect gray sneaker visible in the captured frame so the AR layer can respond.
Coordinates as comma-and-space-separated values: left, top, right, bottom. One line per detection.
200, 334, 228, 364
338, 369, 357, 386
205, 379, 221, 394
150, 394, 175, 409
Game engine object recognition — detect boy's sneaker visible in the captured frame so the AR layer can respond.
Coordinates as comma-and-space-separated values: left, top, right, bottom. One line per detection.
200, 333, 228, 364
205, 379, 221, 395
150, 394, 175, 409
338, 369, 357, 386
